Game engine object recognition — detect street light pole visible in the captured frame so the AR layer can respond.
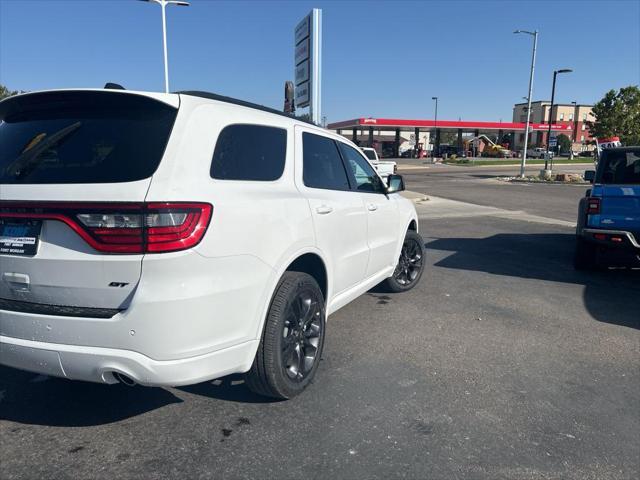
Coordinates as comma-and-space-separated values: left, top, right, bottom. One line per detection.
571, 101, 577, 158
546, 68, 573, 170
514, 29, 538, 178
139, 0, 190, 93
432, 96, 438, 157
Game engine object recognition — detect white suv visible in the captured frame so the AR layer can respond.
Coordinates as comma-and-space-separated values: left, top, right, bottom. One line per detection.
0, 89, 424, 399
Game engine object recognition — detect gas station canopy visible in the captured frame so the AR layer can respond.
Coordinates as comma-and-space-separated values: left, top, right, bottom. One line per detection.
328, 117, 573, 132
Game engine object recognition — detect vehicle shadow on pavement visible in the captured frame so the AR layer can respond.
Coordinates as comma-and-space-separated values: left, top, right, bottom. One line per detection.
177, 374, 281, 404
427, 233, 639, 330
0, 366, 182, 427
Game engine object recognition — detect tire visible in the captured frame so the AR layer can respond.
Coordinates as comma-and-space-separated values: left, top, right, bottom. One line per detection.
574, 236, 596, 270
381, 230, 426, 293
244, 272, 326, 399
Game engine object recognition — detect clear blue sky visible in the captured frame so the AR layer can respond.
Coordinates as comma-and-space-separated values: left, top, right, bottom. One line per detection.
1, 0, 639, 122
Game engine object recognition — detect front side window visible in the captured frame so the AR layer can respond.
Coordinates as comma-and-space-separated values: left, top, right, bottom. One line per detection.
302, 132, 350, 191
338, 142, 385, 193
211, 124, 286, 181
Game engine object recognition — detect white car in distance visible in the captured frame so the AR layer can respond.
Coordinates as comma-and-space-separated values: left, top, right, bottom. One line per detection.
0, 88, 424, 399
360, 147, 398, 180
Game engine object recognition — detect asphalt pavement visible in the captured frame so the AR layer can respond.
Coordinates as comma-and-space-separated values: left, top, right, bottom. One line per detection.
1, 167, 638, 480
398, 162, 592, 222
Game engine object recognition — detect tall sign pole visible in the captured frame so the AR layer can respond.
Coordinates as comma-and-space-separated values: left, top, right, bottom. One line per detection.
310, 8, 322, 125
294, 9, 322, 125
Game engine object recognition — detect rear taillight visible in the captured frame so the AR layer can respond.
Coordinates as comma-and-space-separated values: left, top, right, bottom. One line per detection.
145, 203, 212, 252
0, 202, 212, 254
586, 197, 601, 215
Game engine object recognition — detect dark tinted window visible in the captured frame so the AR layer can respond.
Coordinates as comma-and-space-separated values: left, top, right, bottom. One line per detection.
338, 143, 385, 193
0, 91, 177, 184
303, 133, 351, 190
362, 149, 377, 161
211, 124, 286, 181
597, 149, 640, 184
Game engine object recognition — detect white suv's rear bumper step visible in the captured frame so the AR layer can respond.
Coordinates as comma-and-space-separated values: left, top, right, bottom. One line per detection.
0, 335, 258, 387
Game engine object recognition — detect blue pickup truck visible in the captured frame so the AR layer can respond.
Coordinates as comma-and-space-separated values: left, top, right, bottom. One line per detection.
575, 147, 640, 269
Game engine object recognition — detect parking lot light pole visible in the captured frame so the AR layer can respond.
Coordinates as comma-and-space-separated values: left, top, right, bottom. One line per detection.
139, 0, 190, 93
546, 68, 573, 170
432, 97, 438, 157
514, 29, 538, 178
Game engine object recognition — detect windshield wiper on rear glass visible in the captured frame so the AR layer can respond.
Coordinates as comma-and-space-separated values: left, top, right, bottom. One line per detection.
5, 121, 82, 179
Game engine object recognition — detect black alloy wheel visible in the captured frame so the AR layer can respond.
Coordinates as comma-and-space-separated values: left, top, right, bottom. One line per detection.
382, 230, 426, 293
281, 288, 322, 382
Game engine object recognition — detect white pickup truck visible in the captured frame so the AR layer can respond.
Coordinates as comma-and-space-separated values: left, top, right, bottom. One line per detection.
360, 147, 397, 180
527, 147, 554, 159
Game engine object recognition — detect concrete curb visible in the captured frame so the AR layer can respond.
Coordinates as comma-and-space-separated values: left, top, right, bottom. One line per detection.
400, 191, 430, 204
500, 177, 590, 185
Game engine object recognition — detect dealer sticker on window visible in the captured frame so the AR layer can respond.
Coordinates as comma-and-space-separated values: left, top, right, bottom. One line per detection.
0, 220, 42, 256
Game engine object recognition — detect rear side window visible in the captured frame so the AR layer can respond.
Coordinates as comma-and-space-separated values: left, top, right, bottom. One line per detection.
211, 124, 286, 181
362, 149, 377, 161
302, 132, 351, 191
597, 150, 640, 184
0, 91, 177, 184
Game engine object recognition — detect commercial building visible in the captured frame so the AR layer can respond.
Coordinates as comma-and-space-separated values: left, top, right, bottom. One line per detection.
328, 100, 595, 158
512, 101, 594, 152
328, 117, 572, 158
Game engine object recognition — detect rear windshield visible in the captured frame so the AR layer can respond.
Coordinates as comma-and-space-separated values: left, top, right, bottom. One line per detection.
362, 149, 377, 161
597, 149, 640, 184
0, 91, 177, 184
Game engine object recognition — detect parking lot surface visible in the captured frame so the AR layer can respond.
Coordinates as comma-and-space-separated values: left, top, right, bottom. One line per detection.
1, 166, 638, 480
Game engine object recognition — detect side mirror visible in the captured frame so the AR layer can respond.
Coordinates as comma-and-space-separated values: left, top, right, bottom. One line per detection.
386, 174, 405, 193
584, 170, 596, 183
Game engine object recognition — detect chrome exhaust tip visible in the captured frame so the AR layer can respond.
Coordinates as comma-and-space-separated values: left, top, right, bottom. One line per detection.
113, 372, 137, 387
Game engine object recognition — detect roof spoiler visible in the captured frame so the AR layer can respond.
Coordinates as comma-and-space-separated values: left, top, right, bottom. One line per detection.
104, 83, 126, 90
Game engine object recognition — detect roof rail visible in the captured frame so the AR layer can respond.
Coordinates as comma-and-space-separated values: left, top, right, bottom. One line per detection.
176, 90, 316, 126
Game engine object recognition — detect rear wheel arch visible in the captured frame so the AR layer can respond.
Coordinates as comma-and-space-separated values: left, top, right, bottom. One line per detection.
285, 253, 328, 302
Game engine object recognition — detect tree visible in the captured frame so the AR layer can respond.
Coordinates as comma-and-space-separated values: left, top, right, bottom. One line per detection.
556, 133, 572, 153
0, 84, 22, 101
588, 85, 640, 146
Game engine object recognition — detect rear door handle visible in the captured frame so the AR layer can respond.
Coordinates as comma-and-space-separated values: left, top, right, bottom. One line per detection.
367, 203, 378, 211
315, 205, 333, 215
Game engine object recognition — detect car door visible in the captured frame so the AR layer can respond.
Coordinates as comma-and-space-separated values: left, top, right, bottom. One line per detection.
295, 127, 369, 297
337, 141, 401, 278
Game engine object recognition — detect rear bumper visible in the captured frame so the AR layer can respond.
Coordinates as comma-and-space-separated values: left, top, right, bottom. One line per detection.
0, 335, 258, 387
581, 228, 640, 248
580, 228, 640, 266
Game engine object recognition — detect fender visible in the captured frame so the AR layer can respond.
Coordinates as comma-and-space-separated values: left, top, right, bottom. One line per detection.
250, 245, 331, 342
391, 211, 420, 268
